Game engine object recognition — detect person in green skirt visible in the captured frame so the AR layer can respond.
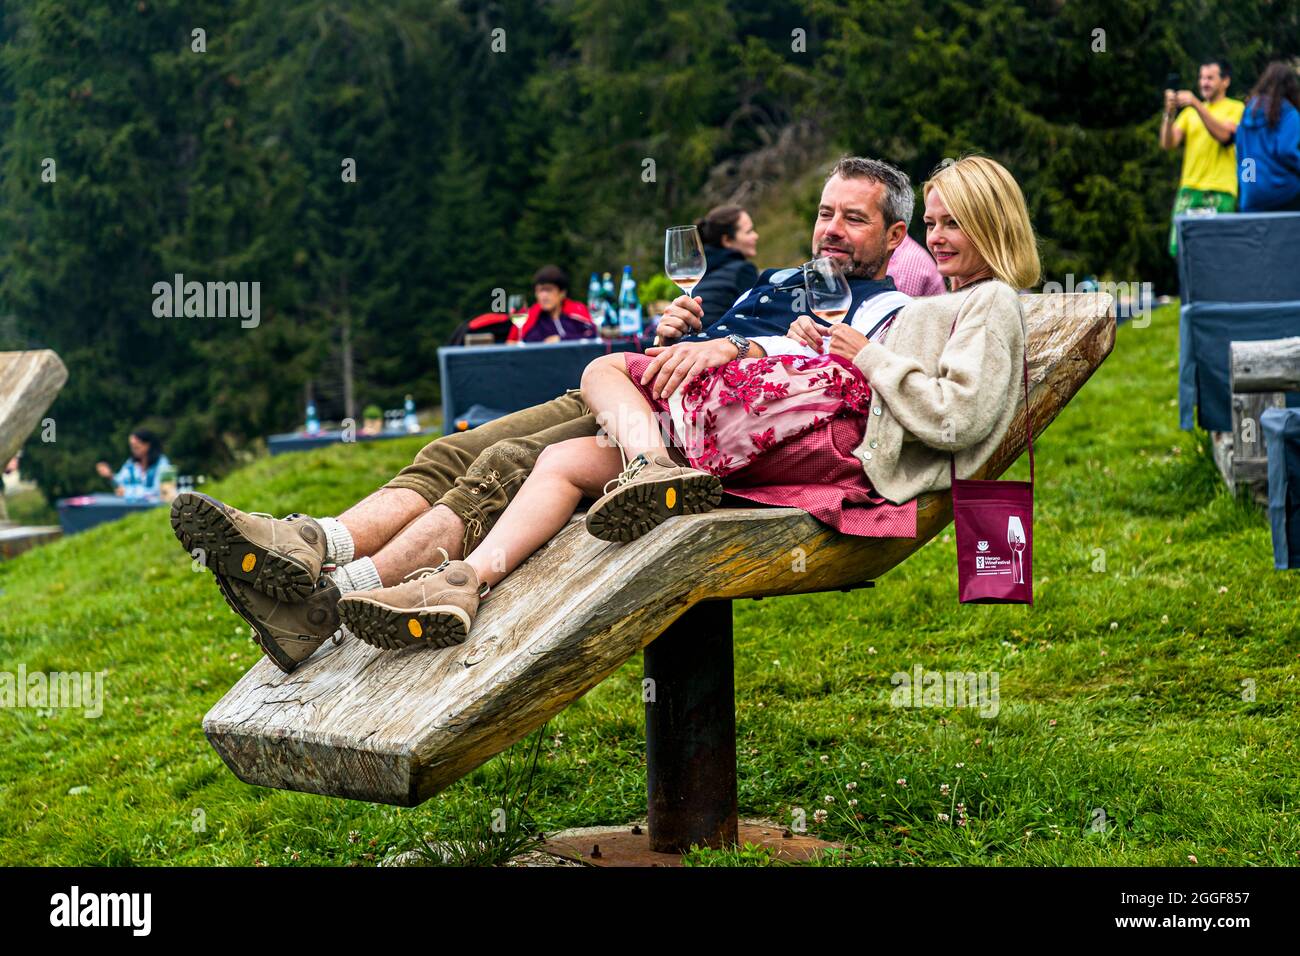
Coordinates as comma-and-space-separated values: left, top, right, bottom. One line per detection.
1160, 59, 1245, 256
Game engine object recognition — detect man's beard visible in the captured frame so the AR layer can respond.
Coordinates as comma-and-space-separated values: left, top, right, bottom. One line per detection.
818, 240, 889, 280
843, 247, 889, 280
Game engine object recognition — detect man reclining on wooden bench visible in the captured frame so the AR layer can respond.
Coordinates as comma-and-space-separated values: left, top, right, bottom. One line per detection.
170, 156, 1031, 671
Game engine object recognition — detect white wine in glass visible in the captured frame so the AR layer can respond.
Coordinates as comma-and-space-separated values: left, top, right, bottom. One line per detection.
660, 225, 708, 346
804, 256, 852, 351
507, 293, 528, 345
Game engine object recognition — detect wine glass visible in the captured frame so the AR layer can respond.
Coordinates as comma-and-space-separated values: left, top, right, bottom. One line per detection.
660, 225, 708, 346
507, 294, 528, 346
803, 256, 852, 352
1007, 515, 1026, 584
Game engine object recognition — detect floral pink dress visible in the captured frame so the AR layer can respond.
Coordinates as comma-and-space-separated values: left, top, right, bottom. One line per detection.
622, 351, 917, 538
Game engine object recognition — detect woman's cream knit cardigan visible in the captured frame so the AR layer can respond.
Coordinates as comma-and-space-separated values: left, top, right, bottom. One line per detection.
849, 279, 1027, 504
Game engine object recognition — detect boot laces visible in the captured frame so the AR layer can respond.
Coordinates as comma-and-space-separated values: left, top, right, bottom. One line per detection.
602, 451, 649, 497
402, 547, 453, 583
401, 547, 491, 597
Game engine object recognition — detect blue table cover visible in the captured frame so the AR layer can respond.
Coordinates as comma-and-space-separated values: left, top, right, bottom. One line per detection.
1177, 213, 1300, 432
267, 427, 438, 456
1178, 301, 1300, 431
1262, 407, 1300, 570
56, 493, 163, 534
437, 335, 653, 433
1177, 212, 1300, 303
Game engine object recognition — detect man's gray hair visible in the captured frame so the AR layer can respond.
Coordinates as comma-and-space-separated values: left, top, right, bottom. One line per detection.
826, 156, 915, 228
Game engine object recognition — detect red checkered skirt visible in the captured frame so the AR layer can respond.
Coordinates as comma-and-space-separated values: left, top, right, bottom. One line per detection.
622, 352, 917, 538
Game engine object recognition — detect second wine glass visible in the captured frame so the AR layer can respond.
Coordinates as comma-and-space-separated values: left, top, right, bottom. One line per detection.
803, 256, 852, 352
660, 225, 708, 347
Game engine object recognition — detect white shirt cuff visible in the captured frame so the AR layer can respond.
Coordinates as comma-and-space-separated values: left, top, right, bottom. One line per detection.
750, 334, 819, 358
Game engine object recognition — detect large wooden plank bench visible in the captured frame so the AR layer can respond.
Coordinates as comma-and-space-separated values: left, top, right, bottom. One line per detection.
0, 350, 68, 523
0, 522, 63, 560
204, 293, 1115, 851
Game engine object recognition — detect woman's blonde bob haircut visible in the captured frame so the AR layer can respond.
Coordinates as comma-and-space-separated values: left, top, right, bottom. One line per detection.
923, 156, 1041, 290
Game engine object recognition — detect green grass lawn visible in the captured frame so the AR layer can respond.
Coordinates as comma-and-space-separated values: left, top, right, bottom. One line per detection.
1, 304, 1297, 866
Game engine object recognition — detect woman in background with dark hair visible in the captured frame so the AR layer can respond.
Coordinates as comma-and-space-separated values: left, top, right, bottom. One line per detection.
691, 205, 760, 327
1236, 62, 1300, 212
95, 427, 171, 499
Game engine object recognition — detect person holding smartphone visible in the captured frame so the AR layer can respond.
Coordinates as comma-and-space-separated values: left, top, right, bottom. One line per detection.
1160, 59, 1245, 256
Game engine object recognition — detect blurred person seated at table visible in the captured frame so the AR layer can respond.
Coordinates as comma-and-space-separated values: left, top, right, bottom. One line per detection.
1236, 62, 1300, 213
95, 427, 171, 499
692, 204, 761, 327
505, 265, 597, 344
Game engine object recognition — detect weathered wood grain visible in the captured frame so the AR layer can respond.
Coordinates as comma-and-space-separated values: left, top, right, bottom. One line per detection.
1231, 337, 1300, 393
204, 293, 1116, 805
0, 351, 68, 466
1220, 338, 1296, 502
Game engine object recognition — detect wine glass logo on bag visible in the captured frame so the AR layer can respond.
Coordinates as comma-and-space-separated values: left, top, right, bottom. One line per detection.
1007, 515, 1026, 584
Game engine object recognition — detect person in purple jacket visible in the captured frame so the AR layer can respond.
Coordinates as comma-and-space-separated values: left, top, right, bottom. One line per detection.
1236, 62, 1300, 212
505, 265, 597, 344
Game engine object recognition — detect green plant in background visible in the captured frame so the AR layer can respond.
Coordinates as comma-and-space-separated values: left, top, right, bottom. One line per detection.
638, 273, 679, 306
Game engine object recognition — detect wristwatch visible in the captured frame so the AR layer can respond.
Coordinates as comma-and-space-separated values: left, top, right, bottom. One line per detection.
726, 332, 751, 360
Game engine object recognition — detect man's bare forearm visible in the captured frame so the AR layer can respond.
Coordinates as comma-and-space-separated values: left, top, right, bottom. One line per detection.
1194, 102, 1236, 144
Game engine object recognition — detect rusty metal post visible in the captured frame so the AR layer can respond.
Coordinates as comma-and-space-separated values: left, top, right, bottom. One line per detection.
643, 598, 737, 854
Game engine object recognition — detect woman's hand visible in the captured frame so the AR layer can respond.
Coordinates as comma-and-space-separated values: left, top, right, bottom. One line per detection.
95, 461, 113, 479
827, 323, 869, 362
786, 315, 825, 352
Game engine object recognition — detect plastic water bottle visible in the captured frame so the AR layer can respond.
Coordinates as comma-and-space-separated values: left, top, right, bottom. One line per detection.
403, 394, 419, 433
600, 271, 619, 338
587, 273, 603, 322
617, 265, 642, 336
305, 401, 320, 434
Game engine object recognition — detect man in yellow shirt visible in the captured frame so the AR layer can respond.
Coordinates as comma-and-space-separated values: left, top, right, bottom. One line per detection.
1160, 59, 1246, 256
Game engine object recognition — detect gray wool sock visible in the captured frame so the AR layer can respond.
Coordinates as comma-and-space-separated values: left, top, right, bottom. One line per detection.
317, 516, 355, 565
327, 556, 382, 594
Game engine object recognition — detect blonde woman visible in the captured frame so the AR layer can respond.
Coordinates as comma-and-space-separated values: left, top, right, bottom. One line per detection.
335, 156, 1041, 648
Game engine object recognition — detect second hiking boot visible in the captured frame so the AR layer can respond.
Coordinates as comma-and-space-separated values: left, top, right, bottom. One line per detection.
584, 452, 722, 542
214, 572, 344, 674
171, 491, 327, 602
336, 559, 488, 651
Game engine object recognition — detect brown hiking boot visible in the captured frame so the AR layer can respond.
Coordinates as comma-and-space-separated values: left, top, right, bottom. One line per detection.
171, 491, 326, 602
584, 452, 722, 542
212, 571, 344, 674
336, 558, 488, 651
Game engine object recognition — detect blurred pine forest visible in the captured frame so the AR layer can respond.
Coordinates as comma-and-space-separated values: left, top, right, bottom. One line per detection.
1, 0, 1295, 496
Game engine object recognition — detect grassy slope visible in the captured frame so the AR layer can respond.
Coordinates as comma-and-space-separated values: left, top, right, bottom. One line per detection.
0, 305, 1296, 866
